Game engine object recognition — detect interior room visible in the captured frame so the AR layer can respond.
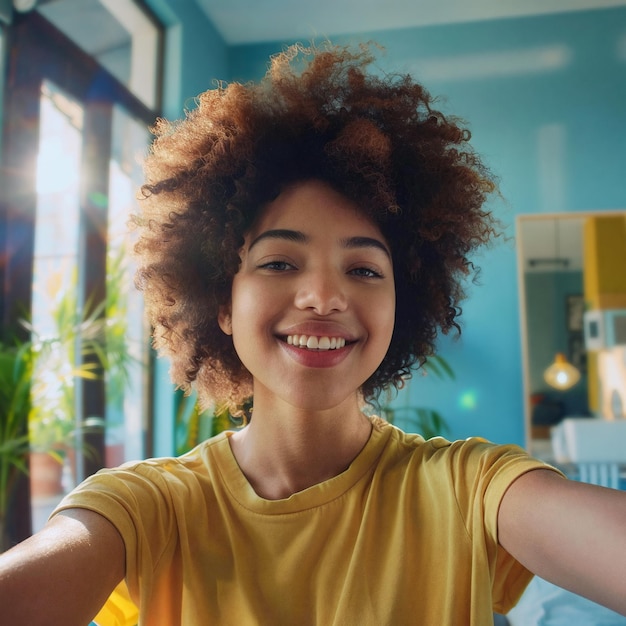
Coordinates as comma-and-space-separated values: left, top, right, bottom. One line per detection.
1, 1, 625, 624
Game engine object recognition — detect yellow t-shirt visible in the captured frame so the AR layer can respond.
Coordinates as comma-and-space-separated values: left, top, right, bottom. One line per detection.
54, 417, 558, 625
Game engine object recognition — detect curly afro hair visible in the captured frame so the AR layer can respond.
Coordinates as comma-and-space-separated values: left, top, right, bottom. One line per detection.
135, 42, 498, 410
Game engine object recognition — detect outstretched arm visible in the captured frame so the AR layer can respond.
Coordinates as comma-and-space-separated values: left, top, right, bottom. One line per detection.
498, 468, 626, 615
0, 508, 125, 626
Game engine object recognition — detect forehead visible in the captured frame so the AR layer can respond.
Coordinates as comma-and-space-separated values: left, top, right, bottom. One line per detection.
248, 179, 385, 241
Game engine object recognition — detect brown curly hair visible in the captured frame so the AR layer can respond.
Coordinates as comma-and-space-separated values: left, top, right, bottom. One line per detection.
135, 42, 498, 410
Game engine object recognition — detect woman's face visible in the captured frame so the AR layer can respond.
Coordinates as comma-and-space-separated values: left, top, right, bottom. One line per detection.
220, 179, 396, 412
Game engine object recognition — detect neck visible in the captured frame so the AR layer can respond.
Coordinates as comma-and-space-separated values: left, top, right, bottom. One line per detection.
228, 393, 372, 500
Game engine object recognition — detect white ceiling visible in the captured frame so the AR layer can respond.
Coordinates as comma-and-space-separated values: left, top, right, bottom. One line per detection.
195, 0, 626, 45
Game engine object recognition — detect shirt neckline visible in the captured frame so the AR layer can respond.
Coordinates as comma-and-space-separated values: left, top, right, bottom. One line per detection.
212, 416, 393, 515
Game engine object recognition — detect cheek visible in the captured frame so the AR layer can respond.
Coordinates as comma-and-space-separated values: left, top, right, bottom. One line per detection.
229, 285, 259, 366
230, 278, 254, 331
382, 311, 396, 352
378, 285, 396, 340
229, 277, 275, 337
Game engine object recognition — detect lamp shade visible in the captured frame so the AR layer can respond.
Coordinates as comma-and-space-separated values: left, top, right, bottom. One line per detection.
543, 352, 581, 391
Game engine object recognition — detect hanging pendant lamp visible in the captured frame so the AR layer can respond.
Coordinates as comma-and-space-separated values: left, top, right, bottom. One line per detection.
543, 352, 581, 391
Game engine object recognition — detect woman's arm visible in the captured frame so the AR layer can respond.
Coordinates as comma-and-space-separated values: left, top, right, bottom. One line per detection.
498, 468, 626, 615
0, 508, 125, 626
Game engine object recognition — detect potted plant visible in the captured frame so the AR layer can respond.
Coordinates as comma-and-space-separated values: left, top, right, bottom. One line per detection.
25, 294, 109, 497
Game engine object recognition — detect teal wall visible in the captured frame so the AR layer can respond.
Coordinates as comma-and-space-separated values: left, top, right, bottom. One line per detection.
224, 8, 626, 445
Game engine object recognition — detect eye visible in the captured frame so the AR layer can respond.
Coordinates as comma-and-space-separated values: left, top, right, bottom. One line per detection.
349, 266, 384, 279
257, 260, 296, 272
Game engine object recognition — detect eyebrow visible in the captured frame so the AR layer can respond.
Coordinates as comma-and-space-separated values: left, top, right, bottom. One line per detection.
248, 229, 307, 250
248, 229, 390, 258
341, 236, 391, 259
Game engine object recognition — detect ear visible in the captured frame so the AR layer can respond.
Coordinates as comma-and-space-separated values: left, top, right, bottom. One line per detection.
218, 304, 233, 336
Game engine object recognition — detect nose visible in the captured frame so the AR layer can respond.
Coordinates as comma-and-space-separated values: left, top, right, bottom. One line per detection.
294, 268, 348, 315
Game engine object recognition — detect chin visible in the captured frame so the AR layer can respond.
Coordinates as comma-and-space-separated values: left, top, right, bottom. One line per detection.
281, 385, 362, 414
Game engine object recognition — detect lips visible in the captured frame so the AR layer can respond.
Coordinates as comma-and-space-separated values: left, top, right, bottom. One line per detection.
286, 334, 347, 350
279, 334, 355, 368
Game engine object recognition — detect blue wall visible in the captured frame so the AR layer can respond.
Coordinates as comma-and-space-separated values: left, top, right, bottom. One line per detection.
224, 8, 626, 445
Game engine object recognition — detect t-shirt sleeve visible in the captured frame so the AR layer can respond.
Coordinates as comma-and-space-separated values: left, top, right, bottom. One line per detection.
441, 438, 565, 614
51, 461, 179, 603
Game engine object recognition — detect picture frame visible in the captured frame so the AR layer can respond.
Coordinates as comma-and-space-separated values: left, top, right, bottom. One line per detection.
566, 294, 585, 333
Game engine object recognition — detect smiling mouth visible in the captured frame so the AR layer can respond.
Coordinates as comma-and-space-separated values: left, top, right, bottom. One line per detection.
285, 334, 348, 350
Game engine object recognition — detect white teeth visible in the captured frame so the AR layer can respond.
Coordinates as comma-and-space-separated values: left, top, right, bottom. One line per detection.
286, 335, 346, 350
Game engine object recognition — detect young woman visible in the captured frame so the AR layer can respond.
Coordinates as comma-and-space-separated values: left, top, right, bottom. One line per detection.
1, 43, 625, 626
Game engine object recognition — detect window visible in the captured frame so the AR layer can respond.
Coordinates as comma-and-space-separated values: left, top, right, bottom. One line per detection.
38, 0, 161, 108
0, 3, 162, 539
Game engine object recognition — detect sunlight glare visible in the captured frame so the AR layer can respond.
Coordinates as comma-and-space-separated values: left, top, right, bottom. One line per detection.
35, 83, 82, 196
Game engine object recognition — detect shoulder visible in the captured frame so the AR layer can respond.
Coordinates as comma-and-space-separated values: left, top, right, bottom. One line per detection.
106, 430, 231, 482
49, 432, 234, 594
374, 419, 558, 510
53, 432, 232, 524
376, 417, 543, 478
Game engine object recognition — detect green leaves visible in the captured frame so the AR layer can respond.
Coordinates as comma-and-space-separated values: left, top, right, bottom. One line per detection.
381, 354, 455, 440
175, 394, 249, 456
0, 341, 34, 524
382, 406, 450, 440
422, 355, 455, 382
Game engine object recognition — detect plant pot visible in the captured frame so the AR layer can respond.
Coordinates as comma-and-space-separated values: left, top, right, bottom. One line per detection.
105, 442, 124, 468
29, 451, 64, 498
